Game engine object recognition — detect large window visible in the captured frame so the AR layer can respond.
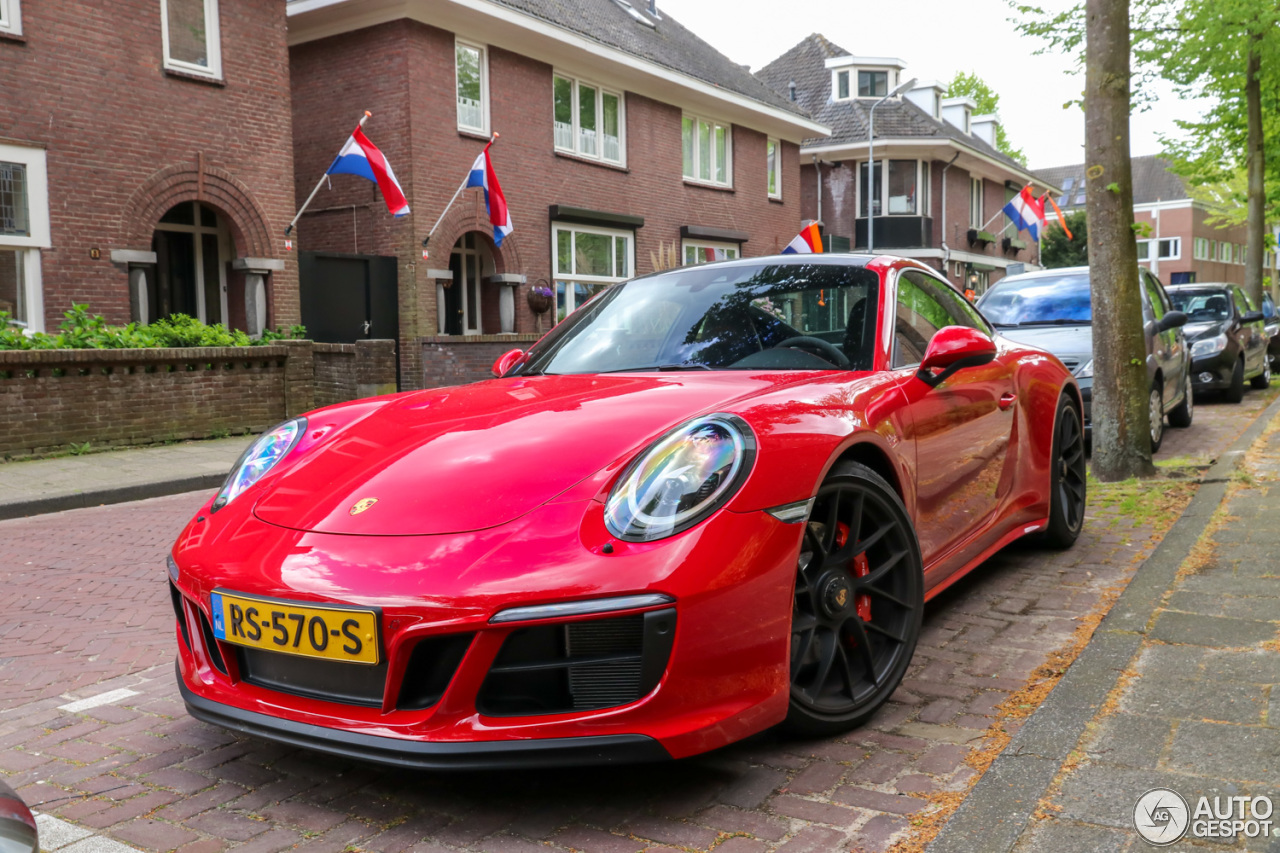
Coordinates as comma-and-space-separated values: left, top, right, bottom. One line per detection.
0, 0, 22, 36
682, 240, 739, 265
766, 138, 781, 199
1194, 237, 1209, 260
0, 142, 49, 331
1136, 238, 1180, 262
455, 40, 489, 134
858, 70, 888, 98
554, 74, 623, 164
860, 160, 928, 217
160, 0, 222, 79
969, 177, 983, 228
682, 115, 732, 187
552, 223, 633, 321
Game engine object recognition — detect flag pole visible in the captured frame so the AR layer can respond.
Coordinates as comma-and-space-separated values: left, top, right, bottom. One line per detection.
422, 132, 499, 251
284, 111, 372, 238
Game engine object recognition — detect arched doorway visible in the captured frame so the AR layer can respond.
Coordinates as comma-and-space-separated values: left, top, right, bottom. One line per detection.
443, 232, 494, 335
144, 201, 232, 324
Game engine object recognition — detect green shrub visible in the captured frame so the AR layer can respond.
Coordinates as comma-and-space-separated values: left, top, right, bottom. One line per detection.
0, 306, 307, 351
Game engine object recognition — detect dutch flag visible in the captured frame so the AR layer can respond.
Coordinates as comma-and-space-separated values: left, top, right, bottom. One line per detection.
1002, 186, 1046, 242
466, 146, 514, 247
327, 128, 410, 217
782, 222, 824, 255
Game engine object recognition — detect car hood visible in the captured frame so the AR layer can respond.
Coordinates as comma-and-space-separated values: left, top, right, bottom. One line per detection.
252, 372, 808, 536
992, 325, 1093, 365
1183, 320, 1226, 341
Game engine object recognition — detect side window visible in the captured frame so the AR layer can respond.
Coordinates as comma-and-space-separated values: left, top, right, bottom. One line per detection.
891, 272, 955, 368
1140, 272, 1162, 322
1231, 287, 1253, 316
906, 270, 990, 333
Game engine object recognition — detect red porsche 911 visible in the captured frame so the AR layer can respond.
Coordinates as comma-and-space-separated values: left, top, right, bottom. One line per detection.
169, 254, 1085, 768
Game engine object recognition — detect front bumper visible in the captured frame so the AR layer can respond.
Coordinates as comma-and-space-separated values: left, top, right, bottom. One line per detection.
1189, 352, 1235, 390
178, 669, 671, 769
171, 495, 801, 764
1078, 380, 1092, 434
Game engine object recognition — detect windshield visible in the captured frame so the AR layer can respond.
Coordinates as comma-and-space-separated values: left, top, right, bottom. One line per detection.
977, 273, 1092, 326
1169, 289, 1230, 323
519, 262, 880, 375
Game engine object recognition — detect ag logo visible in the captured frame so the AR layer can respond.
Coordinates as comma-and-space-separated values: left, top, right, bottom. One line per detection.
1134, 788, 1190, 845
349, 497, 379, 516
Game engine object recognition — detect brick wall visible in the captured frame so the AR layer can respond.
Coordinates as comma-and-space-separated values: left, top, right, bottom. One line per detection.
290, 20, 808, 390
420, 335, 540, 390
0, 0, 298, 331
0, 341, 398, 457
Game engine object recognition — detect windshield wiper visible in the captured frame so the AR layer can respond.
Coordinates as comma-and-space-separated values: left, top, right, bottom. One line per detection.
1000, 319, 1092, 327
598, 363, 716, 373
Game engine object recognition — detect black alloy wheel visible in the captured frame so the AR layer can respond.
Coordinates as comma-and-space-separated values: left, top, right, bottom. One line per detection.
785, 461, 922, 736
1036, 395, 1087, 549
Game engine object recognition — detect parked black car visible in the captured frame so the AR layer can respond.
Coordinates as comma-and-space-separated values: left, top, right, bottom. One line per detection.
1261, 292, 1280, 372
977, 265, 1191, 452
1166, 283, 1269, 403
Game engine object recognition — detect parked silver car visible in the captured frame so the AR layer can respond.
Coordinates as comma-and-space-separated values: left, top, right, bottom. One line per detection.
977, 265, 1191, 452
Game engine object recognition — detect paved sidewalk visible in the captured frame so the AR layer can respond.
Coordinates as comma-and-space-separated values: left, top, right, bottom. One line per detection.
0, 437, 250, 520
931, 394, 1280, 852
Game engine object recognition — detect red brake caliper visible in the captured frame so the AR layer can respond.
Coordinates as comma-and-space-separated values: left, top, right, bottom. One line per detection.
834, 523, 873, 623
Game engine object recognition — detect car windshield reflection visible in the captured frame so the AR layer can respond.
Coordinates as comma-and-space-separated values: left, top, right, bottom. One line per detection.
978, 273, 1093, 327
1168, 288, 1231, 323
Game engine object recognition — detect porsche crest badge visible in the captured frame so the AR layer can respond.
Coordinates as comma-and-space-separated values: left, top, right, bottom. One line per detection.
834, 588, 849, 608
349, 498, 378, 516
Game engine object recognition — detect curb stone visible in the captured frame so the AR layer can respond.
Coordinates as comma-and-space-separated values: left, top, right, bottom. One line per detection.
925, 391, 1280, 853
0, 473, 225, 520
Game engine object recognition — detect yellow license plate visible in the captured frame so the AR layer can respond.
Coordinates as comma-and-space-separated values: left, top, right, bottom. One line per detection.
209, 590, 380, 664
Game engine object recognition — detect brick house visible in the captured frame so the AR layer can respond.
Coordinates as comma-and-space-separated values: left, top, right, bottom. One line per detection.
755, 34, 1057, 296
1037, 155, 1262, 288
286, 0, 827, 389
0, 0, 298, 335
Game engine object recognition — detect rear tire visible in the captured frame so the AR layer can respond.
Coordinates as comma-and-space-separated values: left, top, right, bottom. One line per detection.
1168, 370, 1194, 428
1035, 394, 1087, 550
784, 461, 923, 737
1226, 358, 1246, 403
1251, 358, 1271, 390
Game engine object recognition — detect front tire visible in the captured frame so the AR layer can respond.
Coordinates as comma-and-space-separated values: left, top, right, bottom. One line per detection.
1035, 394, 1087, 549
784, 461, 923, 737
1251, 358, 1271, 390
1226, 358, 1246, 403
1168, 370, 1194, 428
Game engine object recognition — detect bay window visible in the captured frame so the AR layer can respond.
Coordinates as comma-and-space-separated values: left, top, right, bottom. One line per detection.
554, 74, 623, 164
455, 40, 489, 134
160, 0, 222, 79
859, 160, 929, 217
552, 223, 633, 321
682, 115, 731, 187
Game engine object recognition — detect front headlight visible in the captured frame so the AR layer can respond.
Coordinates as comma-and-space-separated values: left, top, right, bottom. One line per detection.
211, 417, 306, 512
605, 414, 757, 542
1075, 359, 1093, 379
1191, 334, 1228, 359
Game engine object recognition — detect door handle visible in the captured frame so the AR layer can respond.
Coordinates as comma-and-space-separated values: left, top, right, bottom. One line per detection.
999, 393, 1018, 411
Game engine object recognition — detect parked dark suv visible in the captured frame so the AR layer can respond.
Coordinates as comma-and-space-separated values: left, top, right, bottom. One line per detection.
977, 266, 1191, 452
1167, 283, 1270, 402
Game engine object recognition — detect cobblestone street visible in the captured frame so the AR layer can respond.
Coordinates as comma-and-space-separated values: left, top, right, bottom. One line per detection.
1, 393, 1275, 853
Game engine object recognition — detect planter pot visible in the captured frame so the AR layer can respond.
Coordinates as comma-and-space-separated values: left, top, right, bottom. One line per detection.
527, 290, 552, 315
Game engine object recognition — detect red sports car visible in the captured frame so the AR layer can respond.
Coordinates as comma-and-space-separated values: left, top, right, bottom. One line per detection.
170, 254, 1085, 767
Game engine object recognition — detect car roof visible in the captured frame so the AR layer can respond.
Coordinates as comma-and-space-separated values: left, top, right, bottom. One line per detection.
1166, 282, 1232, 291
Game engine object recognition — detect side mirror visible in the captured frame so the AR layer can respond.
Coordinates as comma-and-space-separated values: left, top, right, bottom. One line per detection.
0, 779, 38, 853
1242, 310, 1265, 324
1159, 310, 1188, 330
917, 326, 997, 388
491, 348, 527, 378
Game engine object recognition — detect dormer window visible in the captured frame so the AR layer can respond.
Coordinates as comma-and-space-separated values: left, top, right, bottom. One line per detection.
836, 70, 850, 100
858, 71, 888, 98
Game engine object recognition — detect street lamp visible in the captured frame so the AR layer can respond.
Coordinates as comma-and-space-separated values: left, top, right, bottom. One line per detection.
867, 76, 917, 254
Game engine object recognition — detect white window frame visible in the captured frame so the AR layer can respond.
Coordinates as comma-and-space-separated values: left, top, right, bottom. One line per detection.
551, 222, 634, 318
0, 0, 23, 36
552, 72, 625, 165
856, 68, 892, 99
1159, 237, 1181, 261
682, 239, 740, 266
857, 159, 930, 218
766, 138, 782, 200
159, 0, 222, 79
682, 113, 733, 188
1136, 240, 1150, 261
832, 69, 852, 102
454, 39, 490, 135
1194, 237, 1209, 260
969, 177, 983, 228
0, 142, 49, 332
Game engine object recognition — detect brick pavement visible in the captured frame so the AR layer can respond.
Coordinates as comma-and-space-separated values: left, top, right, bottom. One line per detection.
0, 395, 1274, 853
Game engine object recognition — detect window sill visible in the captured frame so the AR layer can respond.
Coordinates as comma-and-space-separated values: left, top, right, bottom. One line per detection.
683, 179, 734, 193
553, 149, 628, 173
0, 29, 26, 44
768, 195, 784, 204
458, 128, 492, 142
164, 67, 225, 87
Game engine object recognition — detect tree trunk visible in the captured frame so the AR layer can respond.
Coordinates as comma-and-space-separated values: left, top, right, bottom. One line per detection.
1086, 0, 1156, 481
1245, 31, 1265, 309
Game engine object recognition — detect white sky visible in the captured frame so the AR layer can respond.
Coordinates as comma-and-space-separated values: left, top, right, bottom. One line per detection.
657, 0, 1210, 169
